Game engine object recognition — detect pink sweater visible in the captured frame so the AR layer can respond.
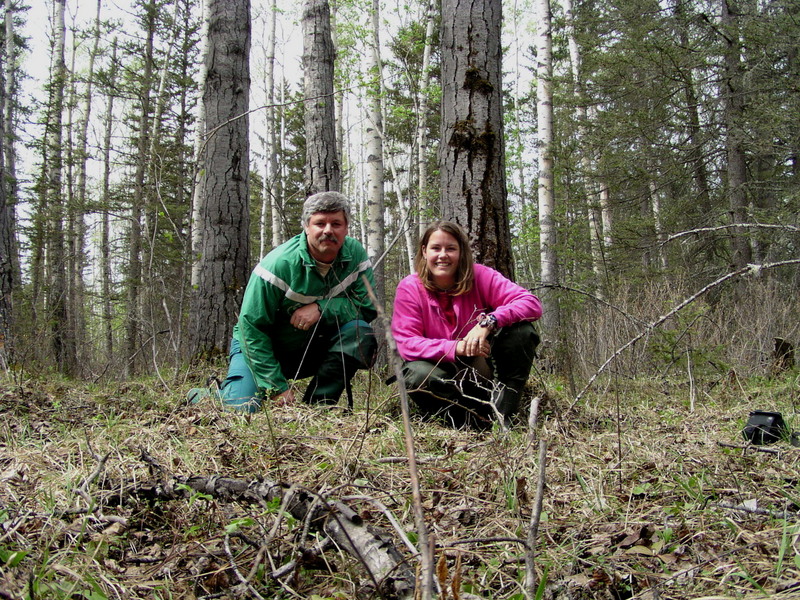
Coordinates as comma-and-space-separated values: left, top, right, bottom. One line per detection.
391, 264, 542, 363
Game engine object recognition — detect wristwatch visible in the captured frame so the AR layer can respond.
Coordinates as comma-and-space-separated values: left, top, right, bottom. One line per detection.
478, 313, 498, 331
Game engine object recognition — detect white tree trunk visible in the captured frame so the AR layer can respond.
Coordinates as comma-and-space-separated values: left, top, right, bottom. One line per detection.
190, 0, 210, 289
535, 0, 561, 343
365, 0, 385, 303
415, 0, 435, 241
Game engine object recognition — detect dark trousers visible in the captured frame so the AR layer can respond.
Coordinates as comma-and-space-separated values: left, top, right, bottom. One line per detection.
220, 320, 377, 412
401, 322, 538, 428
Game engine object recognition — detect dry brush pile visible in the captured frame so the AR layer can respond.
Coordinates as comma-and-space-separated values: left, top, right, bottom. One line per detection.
0, 368, 800, 600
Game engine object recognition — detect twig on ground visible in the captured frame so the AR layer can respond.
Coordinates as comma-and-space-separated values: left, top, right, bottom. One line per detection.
528, 396, 541, 446
524, 440, 547, 600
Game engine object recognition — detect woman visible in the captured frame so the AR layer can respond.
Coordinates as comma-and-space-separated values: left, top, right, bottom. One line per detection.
391, 221, 542, 428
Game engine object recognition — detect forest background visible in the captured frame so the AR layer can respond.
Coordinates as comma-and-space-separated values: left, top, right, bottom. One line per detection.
0, 0, 797, 384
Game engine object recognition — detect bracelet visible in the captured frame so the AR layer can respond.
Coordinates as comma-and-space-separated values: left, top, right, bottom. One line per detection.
478, 313, 497, 331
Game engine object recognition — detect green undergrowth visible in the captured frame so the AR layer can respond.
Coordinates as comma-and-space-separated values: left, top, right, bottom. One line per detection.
0, 368, 799, 599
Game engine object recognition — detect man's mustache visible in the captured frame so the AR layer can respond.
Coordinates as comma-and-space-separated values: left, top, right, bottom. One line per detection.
319, 234, 338, 242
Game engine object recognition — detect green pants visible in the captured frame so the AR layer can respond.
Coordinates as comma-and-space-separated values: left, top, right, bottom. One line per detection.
221, 320, 377, 412
402, 322, 538, 428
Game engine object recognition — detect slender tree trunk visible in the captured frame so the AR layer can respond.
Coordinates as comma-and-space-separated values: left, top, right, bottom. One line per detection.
302, 0, 339, 195
43, 0, 75, 375
190, 0, 209, 290
189, 0, 251, 358
535, 0, 562, 368
365, 0, 384, 304
415, 0, 435, 240
71, 0, 103, 371
100, 40, 118, 362
721, 0, 752, 270
440, 0, 513, 276
263, 0, 283, 251
125, 0, 156, 375
0, 2, 10, 366
3, 0, 18, 293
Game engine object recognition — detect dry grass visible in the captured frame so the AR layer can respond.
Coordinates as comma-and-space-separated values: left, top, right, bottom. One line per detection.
1, 366, 800, 600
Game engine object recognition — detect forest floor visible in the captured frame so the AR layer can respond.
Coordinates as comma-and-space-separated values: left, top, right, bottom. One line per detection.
1, 368, 800, 600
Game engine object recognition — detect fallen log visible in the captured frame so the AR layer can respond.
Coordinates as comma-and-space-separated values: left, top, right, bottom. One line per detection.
132, 473, 416, 599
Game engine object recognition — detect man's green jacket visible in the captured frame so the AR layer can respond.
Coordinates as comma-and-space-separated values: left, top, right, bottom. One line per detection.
232, 233, 376, 395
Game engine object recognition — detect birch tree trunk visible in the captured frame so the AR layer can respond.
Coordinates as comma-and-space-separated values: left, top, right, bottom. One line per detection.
535, 0, 561, 362
302, 0, 339, 195
365, 0, 384, 304
43, 0, 76, 374
439, 0, 513, 276
189, 0, 251, 358
263, 0, 283, 251
190, 0, 209, 290
415, 0, 435, 241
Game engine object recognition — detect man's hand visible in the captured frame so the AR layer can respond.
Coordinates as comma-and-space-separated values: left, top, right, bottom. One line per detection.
290, 303, 322, 331
272, 389, 296, 406
456, 324, 491, 357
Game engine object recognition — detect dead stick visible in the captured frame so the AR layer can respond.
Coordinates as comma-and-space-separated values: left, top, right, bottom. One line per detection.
524, 440, 547, 599
364, 276, 434, 600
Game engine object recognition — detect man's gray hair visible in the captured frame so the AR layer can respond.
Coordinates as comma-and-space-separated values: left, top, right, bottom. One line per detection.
302, 191, 351, 226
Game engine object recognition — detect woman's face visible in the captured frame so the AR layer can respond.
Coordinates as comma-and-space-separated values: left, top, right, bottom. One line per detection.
422, 229, 461, 288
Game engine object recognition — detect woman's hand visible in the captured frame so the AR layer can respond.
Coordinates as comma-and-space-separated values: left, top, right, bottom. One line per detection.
456, 324, 491, 357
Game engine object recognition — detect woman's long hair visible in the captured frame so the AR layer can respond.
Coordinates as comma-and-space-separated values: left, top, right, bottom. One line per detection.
415, 221, 475, 295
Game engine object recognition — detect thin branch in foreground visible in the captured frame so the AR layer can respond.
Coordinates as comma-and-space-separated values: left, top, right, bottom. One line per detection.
363, 276, 435, 600
524, 440, 547, 599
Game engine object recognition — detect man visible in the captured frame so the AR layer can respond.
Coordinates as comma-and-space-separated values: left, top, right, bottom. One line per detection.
190, 192, 377, 412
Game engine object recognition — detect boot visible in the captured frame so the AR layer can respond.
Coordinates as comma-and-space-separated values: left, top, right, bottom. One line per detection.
494, 385, 522, 429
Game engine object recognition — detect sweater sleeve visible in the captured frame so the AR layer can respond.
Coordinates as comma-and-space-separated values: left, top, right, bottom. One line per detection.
391, 277, 459, 363
236, 267, 290, 394
476, 265, 542, 327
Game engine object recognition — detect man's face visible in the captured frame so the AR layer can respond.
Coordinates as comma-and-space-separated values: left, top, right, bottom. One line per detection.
304, 210, 348, 262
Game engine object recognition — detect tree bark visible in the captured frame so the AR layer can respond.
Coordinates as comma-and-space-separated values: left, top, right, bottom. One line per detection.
440, 0, 512, 276
43, 0, 76, 375
365, 0, 385, 306
100, 40, 118, 362
189, 0, 251, 358
721, 0, 752, 270
302, 0, 339, 195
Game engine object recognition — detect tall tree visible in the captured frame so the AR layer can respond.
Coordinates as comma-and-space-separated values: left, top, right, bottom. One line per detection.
302, 0, 339, 195
439, 0, 512, 276
41, 0, 76, 374
536, 0, 561, 346
189, 0, 251, 357
365, 0, 385, 304
721, 0, 752, 270
0, 0, 10, 366
124, 0, 156, 375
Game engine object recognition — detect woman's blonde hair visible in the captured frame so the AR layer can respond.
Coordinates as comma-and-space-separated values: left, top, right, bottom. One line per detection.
415, 221, 475, 295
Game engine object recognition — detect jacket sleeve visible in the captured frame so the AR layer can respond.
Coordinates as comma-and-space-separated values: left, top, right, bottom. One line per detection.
237, 270, 290, 394
391, 277, 459, 363
477, 265, 542, 327
317, 245, 377, 325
